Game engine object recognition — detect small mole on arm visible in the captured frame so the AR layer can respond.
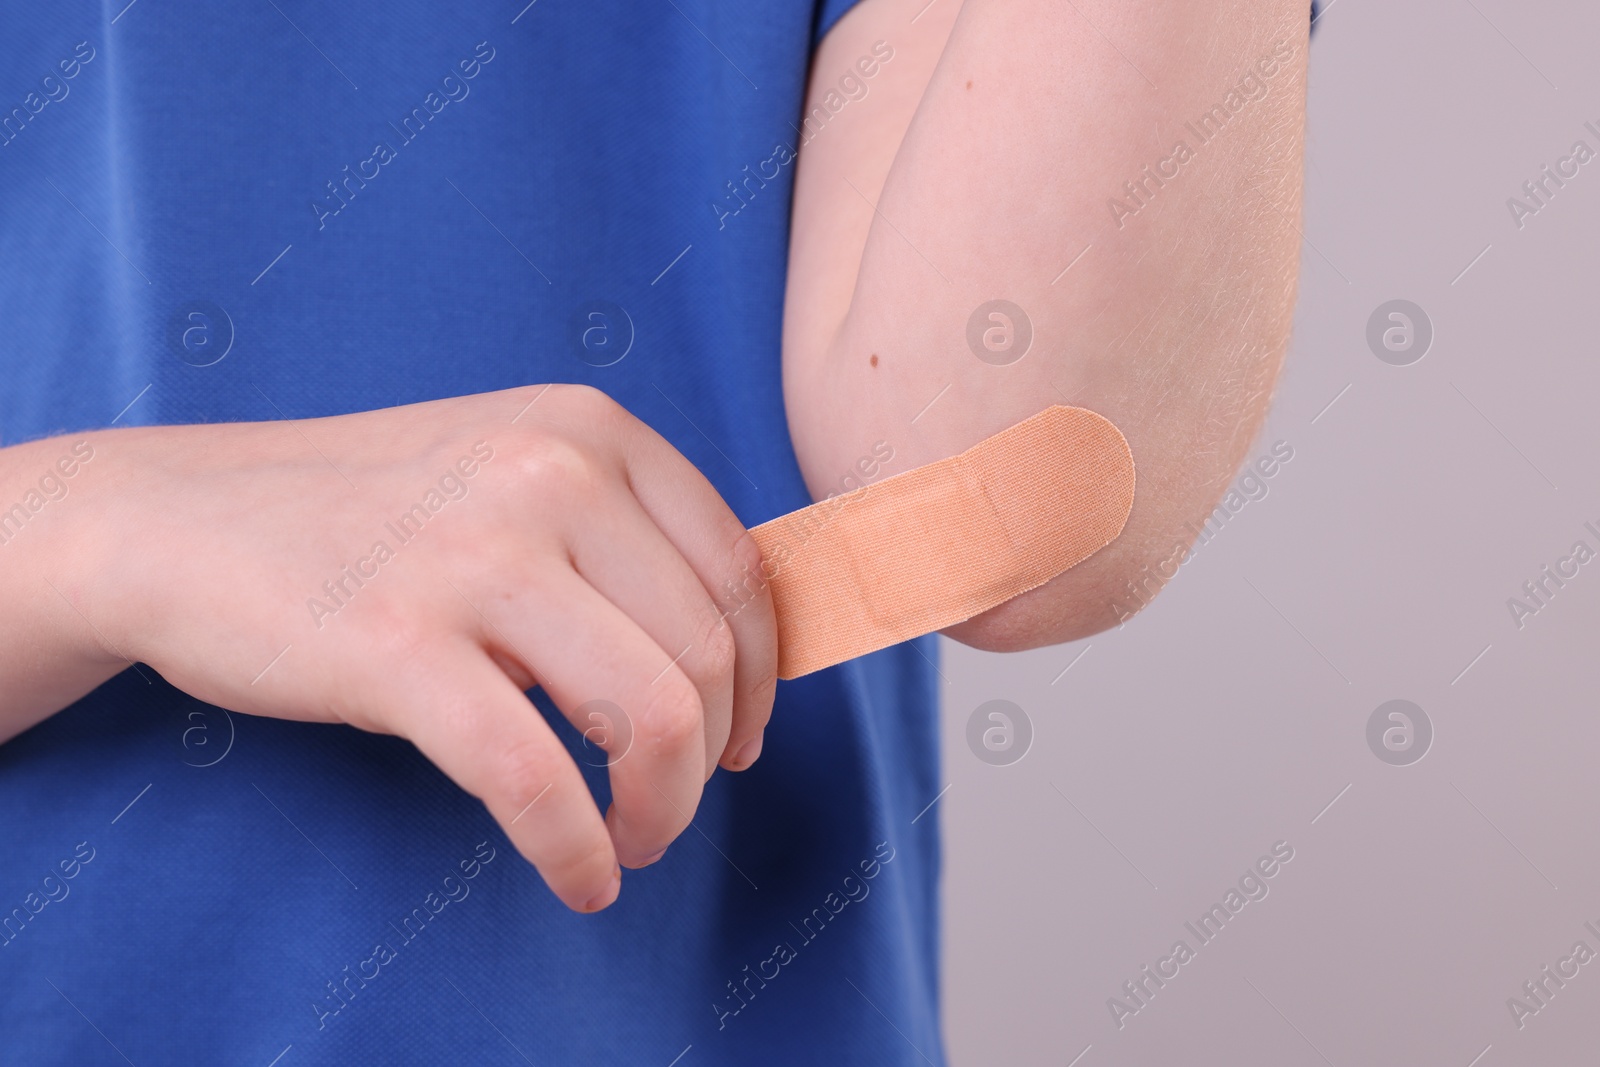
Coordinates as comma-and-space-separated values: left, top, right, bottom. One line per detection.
966, 80, 973, 90
869, 353, 879, 368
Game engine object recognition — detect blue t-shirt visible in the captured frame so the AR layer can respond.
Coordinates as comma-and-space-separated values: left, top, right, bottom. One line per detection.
0, 2, 944, 1064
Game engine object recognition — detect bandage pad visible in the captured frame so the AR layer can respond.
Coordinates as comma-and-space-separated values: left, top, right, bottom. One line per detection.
751, 405, 1135, 679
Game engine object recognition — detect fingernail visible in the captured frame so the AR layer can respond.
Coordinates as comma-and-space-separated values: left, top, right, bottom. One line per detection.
584, 865, 621, 913
733, 732, 764, 768
639, 848, 667, 866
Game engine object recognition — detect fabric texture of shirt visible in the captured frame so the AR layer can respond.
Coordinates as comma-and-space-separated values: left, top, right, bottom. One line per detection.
0, 2, 944, 1064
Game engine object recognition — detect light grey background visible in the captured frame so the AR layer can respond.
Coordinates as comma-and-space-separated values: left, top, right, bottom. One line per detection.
939, 2, 1600, 1063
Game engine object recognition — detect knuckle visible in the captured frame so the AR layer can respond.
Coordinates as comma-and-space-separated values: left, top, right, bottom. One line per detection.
370, 607, 437, 670
722, 528, 775, 621
559, 382, 622, 425
637, 670, 703, 753
730, 528, 766, 590
509, 432, 601, 499
487, 734, 555, 813
693, 613, 738, 685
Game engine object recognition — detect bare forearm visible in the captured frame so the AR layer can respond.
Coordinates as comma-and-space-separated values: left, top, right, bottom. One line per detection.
784, 0, 1307, 645
0, 431, 129, 740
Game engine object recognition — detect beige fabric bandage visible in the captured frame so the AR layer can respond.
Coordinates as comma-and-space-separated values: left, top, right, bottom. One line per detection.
751, 405, 1135, 679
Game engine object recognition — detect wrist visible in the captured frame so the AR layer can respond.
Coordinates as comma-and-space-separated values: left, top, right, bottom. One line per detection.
51, 426, 160, 669
0, 429, 138, 735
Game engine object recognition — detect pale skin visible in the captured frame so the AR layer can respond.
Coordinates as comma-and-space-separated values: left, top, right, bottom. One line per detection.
0, 0, 1305, 912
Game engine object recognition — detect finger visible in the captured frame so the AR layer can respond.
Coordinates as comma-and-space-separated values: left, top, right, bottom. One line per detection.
566, 488, 736, 779
476, 563, 707, 870
613, 418, 779, 771
382, 639, 620, 913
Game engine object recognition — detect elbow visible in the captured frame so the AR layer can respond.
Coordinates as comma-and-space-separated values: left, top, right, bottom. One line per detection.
940, 516, 1196, 653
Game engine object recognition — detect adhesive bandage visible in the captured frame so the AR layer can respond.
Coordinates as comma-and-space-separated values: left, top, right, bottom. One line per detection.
751, 405, 1135, 679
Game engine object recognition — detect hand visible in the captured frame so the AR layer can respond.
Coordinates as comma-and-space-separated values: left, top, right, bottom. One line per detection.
80, 384, 778, 912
